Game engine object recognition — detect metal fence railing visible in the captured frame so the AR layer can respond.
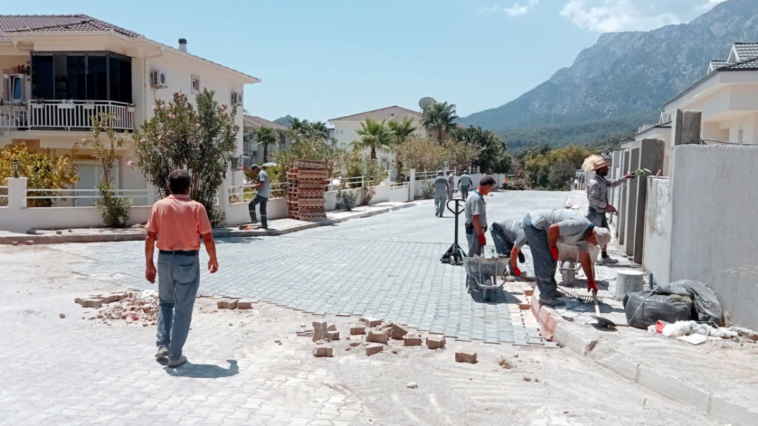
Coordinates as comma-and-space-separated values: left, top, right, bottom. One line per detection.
415, 170, 439, 180
25, 188, 159, 207
228, 182, 288, 204
0, 186, 8, 206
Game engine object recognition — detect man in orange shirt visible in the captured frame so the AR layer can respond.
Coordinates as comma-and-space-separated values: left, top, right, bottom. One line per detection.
145, 170, 219, 368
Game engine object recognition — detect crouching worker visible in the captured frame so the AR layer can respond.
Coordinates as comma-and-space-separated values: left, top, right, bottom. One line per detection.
490, 220, 528, 277
523, 209, 611, 307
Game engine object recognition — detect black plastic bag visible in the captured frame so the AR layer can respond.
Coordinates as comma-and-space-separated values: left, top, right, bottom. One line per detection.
623, 280, 723, 329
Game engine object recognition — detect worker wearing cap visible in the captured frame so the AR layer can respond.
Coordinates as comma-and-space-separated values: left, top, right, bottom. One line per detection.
433, 170, 449, 217
248, 164, 271, 229
490, 220, 528, 277
523, 209, 612, 307
447, 171, 455, 199
585, 156, 634, 264
458, 170, 472, 201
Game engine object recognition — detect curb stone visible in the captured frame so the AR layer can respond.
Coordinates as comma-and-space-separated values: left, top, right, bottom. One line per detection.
0, 202, 420, 245
531, 287, 758, 425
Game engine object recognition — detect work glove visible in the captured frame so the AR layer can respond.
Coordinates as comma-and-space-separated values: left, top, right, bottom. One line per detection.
518, 251, 526, 264
588, 277, 599, 293
514, 266, 522, 277
550, 247, 559, 261
624, 173, 635, 179
478, 233, 487, 246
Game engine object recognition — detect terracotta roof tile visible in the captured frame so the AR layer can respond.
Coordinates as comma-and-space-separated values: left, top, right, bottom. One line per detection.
0, 14, 141, 38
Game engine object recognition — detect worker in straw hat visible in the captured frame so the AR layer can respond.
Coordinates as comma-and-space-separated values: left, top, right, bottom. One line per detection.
523, 209, 612, 307
582, 154, 635, 265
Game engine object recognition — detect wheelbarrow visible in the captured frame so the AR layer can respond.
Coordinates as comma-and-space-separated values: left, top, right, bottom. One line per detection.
463, 255, 509, 302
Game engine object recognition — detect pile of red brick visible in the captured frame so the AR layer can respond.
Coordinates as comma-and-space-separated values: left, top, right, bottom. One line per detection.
287, 160, 328, 221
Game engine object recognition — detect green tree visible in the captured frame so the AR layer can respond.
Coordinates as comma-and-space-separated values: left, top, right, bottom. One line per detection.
442, 140, 480, 174
272, 136, 343, 183
310, 121, 329, 140
524, 145, 595, 190
388, 117, 417, 144
254, 126, 278, 162
451, 126, 511, 173
133, 89, 239, 226
422, 102, 458, 144
352, 118, 394, 160
395, 135, 447, 175
0, 143, 79, 207
82, 113, 132, 227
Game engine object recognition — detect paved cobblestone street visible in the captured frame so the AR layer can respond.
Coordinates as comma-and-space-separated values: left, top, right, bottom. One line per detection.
65, 191, 565, 344
0, 190, 722, 425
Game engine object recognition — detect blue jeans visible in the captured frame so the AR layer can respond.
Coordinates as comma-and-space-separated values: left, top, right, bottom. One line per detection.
156, 252, 200, 360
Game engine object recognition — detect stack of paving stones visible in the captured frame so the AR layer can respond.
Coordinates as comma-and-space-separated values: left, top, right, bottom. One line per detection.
287, 160, 328, 221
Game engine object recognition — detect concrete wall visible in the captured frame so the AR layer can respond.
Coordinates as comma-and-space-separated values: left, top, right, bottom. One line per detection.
390, 185, 410, 203
642, 177, 672, 286
0, 205, 150, 232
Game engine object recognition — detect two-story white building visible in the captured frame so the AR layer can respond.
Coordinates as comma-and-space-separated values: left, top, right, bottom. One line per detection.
635, 41, 758, 174
328, 105, 430, 167
0, 14, 259, 203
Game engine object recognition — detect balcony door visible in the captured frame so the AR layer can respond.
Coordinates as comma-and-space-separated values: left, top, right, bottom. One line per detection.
31, 52, 131, 103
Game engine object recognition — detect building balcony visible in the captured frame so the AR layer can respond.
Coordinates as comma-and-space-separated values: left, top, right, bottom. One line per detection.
0, 100, 134, 132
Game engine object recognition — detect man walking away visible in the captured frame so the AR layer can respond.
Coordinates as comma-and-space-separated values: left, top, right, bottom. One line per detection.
464, 176, 496, 291
145, 170, 219, 368
433, 170, 449, 217
458, 170, 472, 201
491, 220, 528, 277
248, 164, 271, 229
447, 171, 455, 199
585, 156, 634, 264
523, 209, 611, 307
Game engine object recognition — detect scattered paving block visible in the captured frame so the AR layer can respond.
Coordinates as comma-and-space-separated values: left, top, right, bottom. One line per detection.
59, 313, 66, 319
360, 317, 383, 328
327, 331, 340, 341
403, 335, 423, 346
326, 324, 337, 332
406, 382, 418, 389
367, 329, 389, 344
313, 345, 333, 358
427, 335, 446, 349
391, 323, 409, 340
237, 300, 254, 310
455, 350, 478, 363
350, 341, 361, 347
366, 343, 384, 356
76, 298, 103, 308
217, 299, 238, 309
350, 324, 366, 335
312, 321, 325, 342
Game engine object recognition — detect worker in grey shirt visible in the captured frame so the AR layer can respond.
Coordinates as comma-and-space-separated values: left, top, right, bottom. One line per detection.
458, 170, 472, 201
447, 171, 455, 199
491, 220, 528, 277
523, 209, 611, 306
464, 176, 497, 292
585, 156, 634, 264
248, 164, 271, 229
433, 170, 449, 217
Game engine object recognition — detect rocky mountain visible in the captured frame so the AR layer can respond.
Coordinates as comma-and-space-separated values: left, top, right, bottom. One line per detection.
273, 115, 293, 128
462, 0, 758, 148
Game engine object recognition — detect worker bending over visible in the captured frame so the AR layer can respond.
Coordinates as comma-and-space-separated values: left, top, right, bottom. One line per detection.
523, 209, 611, 307
490, 220, 528, 277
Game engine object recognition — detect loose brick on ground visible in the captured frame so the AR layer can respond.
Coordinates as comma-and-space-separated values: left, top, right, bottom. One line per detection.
403, 334, 422, 346
427, 335, 446, 349
391, 323, 409, 340
367, 329, 388, 344
360, 317, 382, 328
350, 324, 366, 335
366, 343, 384, 356
455, 350, 477, 363
312, 345, 333, 357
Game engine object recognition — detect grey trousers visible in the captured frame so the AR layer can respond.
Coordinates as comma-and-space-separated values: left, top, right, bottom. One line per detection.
465, 230, 485, 289
156, 252, 200, 360
434, 192, 447, 216
249, 195, 269, 228
460, 185, 470, 201
523, 223, 559, 301
490, 222, 515, 257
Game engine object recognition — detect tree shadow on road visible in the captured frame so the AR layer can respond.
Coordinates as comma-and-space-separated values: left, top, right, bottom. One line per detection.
163, 359, 239, 378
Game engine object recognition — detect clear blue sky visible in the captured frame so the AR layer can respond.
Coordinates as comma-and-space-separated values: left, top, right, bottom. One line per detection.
5, 0, 724, 122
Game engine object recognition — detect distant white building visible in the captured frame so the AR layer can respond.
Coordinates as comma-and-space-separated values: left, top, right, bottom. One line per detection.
635, 41, 758, 174
328, 106, 430, 167
242, 115, 289, 168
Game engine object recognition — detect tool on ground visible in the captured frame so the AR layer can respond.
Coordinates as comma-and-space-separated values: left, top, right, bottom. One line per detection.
592, 289, 601, 316
558, 285, 605, 303
440, 198, 466, 265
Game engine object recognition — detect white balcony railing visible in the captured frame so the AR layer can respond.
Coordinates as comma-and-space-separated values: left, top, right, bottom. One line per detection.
0, 100, 134, 131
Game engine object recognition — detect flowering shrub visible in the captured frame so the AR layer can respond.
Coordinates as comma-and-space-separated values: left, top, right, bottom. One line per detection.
132, 89, 239, 226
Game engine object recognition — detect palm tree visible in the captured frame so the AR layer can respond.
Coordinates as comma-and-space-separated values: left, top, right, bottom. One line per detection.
388, 117, 417, 144
310, 121, 329, 140
289, 117, 310, 139
352, 118, 394, 160
422, 102, 459, 144
255, 126, 278, 162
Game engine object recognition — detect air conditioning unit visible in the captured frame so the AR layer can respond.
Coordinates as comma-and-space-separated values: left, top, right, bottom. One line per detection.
151, 70, 167, 88
231, 92, 244, 106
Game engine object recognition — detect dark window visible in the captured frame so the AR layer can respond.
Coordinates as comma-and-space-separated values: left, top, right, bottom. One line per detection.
109, 55, 132, 103
87, 55, 108, 100
53, 54, 68, 100
31, 55, 54, 100
67, 55, 86, 100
